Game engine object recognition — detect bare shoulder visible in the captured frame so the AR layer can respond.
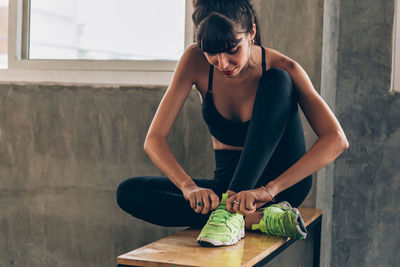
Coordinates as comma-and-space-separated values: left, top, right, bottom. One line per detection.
179, 43, 209, 83
178, 43, 210, 96
185, 43, 206, 60
144, 44, 208, 140
264, 47, 296, 70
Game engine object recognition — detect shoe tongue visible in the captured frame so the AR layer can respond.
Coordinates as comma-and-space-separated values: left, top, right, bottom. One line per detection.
220, 193, 229, 205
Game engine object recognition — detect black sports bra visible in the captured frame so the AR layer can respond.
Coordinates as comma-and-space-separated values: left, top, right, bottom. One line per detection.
201, 46, 266, 147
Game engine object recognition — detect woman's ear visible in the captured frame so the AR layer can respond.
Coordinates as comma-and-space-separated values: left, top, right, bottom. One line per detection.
250, 23, 256, 40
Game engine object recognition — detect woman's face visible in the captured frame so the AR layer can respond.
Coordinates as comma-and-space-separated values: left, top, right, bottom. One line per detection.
203, 33, 253, 78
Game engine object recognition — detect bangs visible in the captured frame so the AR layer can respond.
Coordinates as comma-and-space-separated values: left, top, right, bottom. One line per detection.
197, 13, 242, 54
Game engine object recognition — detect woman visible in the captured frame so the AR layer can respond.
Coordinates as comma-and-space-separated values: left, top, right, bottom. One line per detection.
116, 0, 349, 246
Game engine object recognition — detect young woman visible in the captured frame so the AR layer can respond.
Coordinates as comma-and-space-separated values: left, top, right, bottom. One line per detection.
116, 0, 348, 246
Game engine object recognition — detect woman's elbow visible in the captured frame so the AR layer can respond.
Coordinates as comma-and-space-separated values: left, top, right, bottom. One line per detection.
321, 132, 349, 166
143, 136, 155, 153
143, 140, 150, 153
143, 134, 165, 153
336, 131, 350, 153
143, 135, 153, 153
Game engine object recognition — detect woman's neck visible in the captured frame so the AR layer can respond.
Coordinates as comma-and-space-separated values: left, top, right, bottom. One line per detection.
235, 46, 262, 80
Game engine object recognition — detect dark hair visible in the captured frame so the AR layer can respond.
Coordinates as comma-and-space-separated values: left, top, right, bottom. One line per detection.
192, 0, 261, 53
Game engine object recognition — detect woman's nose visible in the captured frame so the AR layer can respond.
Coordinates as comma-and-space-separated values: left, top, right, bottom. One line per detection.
216, 54, 229, 70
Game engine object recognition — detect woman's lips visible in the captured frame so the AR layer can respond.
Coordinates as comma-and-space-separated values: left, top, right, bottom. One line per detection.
222, 69, 234, 75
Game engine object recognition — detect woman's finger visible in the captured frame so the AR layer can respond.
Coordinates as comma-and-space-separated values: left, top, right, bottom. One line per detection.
239, 198, 248, 214
194, 194, 203, 213
255, 200, 266, 209
245, 195, 256, 211
232, 197, 241, 214
241, 198, 255, 215
201, 194, 211, 214
210, 193, 219, 211
189, 194, 196, 210
226, 195, 235, 212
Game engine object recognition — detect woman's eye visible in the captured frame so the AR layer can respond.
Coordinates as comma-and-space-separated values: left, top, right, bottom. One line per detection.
227, 48, 239, 55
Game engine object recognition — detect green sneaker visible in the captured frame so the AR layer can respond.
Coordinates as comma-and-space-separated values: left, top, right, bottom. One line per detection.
251, 201, 307, 240
197, 193, 245, 247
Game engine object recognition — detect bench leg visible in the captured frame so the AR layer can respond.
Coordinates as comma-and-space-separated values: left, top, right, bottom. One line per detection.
313, 216, 322, 267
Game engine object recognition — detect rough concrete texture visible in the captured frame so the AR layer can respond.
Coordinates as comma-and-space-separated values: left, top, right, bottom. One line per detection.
0, 83, 215, 266
317, 0, 341, 266
253, 0, 324, 208
333, 0, 400, 266
265, 227, 316, 267
253, 0, 323, 93
0, 80, 320, 266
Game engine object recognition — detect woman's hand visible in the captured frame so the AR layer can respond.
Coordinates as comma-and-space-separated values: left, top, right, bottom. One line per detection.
226, 187, 273, 215
182, 184, 220, 214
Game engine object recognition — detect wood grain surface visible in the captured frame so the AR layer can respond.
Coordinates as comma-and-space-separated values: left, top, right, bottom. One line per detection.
117, 207, 322, 267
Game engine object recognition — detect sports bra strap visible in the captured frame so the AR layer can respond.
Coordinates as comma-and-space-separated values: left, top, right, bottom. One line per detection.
207, 46, 266, 92
261, 46, 266, 72
207, 65, 214, 92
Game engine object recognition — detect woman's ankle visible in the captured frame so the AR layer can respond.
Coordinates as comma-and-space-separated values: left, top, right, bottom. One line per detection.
244, 211, 264, 230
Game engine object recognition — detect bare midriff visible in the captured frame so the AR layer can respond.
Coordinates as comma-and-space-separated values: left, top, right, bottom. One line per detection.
211, 135, 244, 151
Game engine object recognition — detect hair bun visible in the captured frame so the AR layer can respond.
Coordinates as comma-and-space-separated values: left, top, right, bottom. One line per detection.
192, 0, 261, 46
193, 0, 251, 9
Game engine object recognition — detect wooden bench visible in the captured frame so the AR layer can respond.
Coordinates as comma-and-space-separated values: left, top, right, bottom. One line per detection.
117, 207, 322, 267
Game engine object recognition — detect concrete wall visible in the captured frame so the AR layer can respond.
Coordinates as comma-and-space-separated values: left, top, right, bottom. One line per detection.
253, 0, 324, 208
255, 0, 400, 266
0, 83, 214, 266
331, 0, 400, 266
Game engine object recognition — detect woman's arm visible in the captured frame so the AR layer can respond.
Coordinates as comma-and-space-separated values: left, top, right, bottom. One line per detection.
265, 48, 349, 197
227, 49, 349, 215
144, 44, 198, 191
144, 44, 220, 213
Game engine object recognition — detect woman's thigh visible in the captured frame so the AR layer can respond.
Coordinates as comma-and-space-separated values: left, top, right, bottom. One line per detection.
116, 175, 227, 199
255, 107, 312, 207
115, 175, 229, 227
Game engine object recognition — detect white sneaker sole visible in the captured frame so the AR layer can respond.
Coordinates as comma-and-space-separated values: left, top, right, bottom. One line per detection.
197, 227, 245, 247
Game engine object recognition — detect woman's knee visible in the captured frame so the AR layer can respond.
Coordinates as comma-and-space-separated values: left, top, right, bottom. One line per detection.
254, 67, 296, 119
116, 176, 147, 211
266, 67, 291, 83
264, 67, 295, 100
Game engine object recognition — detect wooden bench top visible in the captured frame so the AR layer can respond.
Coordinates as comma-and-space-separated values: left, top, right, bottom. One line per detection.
117, 207, 322, 267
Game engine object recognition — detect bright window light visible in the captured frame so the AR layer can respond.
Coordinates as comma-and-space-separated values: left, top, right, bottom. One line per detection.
29, 0, 186, 60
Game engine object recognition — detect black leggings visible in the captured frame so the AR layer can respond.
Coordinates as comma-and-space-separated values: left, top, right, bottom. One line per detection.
116, 68, 312, 228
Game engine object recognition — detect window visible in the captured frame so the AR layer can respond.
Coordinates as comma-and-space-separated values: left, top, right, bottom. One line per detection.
2, 0, 194, 85
29, 0, 185, 61
392, 0, 400, 92
0, 0, 8, 68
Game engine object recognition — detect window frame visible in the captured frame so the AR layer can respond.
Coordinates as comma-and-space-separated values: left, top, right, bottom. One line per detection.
3, 0, 194, 85
392, 0, 400, 93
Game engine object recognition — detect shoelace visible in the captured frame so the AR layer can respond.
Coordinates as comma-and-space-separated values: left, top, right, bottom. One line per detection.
209, 206, 231, 223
